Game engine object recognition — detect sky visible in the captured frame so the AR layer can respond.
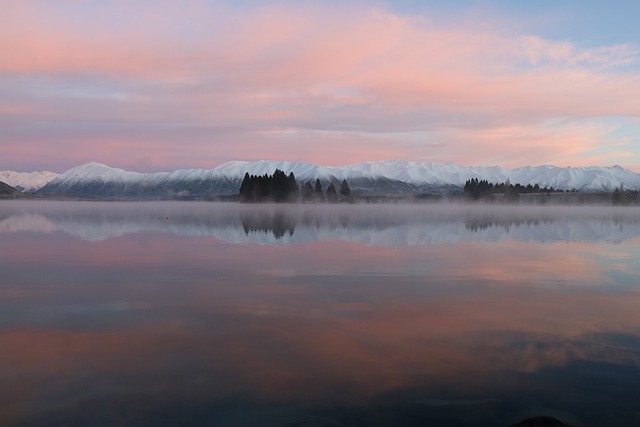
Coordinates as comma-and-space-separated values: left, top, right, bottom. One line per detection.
2, 0, 640, 173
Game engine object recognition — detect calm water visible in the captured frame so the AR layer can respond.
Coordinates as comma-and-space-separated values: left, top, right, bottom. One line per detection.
2, 201, 640, 427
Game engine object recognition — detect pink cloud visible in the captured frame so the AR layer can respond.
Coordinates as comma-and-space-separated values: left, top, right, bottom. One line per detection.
1, 1, 640, 171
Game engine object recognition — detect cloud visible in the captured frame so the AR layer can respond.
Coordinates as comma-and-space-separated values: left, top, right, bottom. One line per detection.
512, 36, 639, 67
1, 1, 639, 171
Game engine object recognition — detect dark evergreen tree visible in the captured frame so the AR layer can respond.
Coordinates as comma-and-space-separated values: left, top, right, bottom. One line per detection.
302, 181, 314, 201
259, 174, 269, 200
339, 179, 351, 198
239, 172, 252, 202
464, 177, 561, 201
271, 169, 288, 202
238, 169, 300, 203
613, 186, 622, 204
314, 179, 324, 201
288, 172, 299, 201
463, 178, 490, 200
326, 182, 338, 203
613, 184, 640, 205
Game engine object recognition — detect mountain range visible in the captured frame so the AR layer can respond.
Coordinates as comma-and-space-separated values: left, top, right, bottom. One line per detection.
2, 160, 639, 199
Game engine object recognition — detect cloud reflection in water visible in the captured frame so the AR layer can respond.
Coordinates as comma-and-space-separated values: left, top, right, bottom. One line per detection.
1, 201, 640, 426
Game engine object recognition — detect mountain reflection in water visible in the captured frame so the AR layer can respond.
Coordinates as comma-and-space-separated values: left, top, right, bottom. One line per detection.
2, 201, 640, 244
1, 201, 640, 427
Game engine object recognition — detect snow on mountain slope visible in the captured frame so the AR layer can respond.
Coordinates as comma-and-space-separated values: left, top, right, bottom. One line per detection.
340, 161, 510, 185
214, 160, 338, 181
40, 162, 239, 198
54, 162, 149, 184
0, 170, 58, 192
339, 161, 640, 190
36, 160, 640, 199
508, 165, 640, 191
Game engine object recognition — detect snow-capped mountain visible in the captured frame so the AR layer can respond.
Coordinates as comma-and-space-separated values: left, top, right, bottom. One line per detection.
38, 162, 240, 199
36, 160, 640, 199
0, 170, 58, 192
190, 160, 640, 191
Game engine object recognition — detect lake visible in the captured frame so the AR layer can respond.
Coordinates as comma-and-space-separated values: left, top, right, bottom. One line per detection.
2, 201, 640, 427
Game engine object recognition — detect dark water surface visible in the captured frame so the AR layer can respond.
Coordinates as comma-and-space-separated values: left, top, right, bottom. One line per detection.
2, 201, 640, 427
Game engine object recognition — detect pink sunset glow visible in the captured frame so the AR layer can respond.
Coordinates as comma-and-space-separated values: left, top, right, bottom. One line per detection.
1, 1, 639, 172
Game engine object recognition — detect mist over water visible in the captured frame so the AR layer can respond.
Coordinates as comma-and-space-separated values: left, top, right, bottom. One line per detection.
2, 200, 640, 244
2, 201, 640, 426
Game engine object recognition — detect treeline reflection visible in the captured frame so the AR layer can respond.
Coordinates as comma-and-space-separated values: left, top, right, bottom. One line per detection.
240, 211, 296, 238
2, 201, 640, 244
465, 218, 556, 232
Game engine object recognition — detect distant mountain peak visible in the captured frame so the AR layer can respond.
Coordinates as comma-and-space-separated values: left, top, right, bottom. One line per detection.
59, 162, 145, 181
82, 161, 111, 167
0, 170, 59, 192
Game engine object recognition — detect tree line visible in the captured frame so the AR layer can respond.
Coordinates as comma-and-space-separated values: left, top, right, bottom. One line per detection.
239, 169, 352, 203
612, 185, 640, 205
463, 178, 567, 201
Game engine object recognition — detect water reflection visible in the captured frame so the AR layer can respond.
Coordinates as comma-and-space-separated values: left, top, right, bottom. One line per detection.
2, 201, 640, 244
240, 210, 296, 239
1, 201, 640, 426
